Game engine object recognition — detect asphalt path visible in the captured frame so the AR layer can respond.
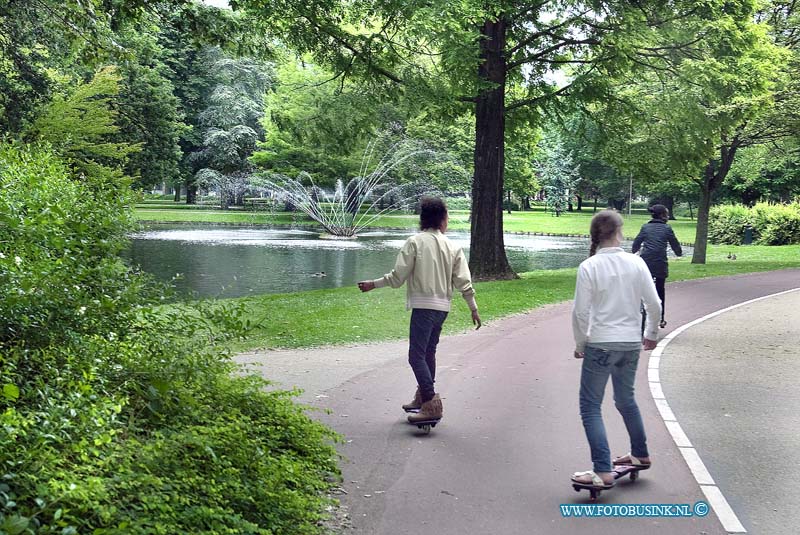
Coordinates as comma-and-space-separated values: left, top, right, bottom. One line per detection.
238, 268, 800, 535
660, 288, 800, 535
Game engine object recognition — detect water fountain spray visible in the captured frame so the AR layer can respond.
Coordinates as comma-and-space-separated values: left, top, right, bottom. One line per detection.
259, 139, 443, 237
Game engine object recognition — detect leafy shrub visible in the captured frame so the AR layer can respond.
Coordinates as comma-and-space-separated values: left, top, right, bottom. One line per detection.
444, 196, 471, 210
753, 202, 800, 245
0, 142, 340, 534
709, 202, 800, 245
708, 204, 754, 245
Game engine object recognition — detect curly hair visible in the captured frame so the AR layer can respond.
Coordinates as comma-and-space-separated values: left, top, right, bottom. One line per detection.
419, 196, 448, 230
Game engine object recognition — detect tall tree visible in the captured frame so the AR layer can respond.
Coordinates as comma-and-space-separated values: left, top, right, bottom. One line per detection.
117, 62, 186, 190
233, 0, 765, 279
575, 3, 788, 263
251, 55, 379, 185
190, 49, 273, 205
537, 133, 579, 215
25, 66, 141, 182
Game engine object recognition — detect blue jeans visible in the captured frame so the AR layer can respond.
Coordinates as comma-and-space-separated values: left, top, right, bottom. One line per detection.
408, 308, 448, 402
579, 346, 649, 473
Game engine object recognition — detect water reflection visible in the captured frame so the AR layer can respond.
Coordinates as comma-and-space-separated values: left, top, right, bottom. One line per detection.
125, 224, 686, 298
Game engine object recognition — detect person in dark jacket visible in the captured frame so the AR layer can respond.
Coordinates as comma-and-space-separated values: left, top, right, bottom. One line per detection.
631, 204, 682, 328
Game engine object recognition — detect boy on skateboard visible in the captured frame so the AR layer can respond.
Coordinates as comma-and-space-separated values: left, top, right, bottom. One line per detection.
357, 196, 481, 423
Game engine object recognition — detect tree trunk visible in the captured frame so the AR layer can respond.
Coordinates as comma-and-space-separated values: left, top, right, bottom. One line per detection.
469, 17, 516, 280
593, 197, 598, 213
174, 184, 181, 202
523, 196, 531, 210
688, 201, 693, 220
507, 190, 512, 214
186, 184, 197, 205
692, 141, 741, 264
576, 195, 583, 211
610, 198, 625, 211
691, 177, 712, 264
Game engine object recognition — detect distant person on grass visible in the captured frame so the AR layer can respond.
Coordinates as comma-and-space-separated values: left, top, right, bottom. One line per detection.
632, 204, 682, 328
571, 210, 661, 490
357, 197, 481, 424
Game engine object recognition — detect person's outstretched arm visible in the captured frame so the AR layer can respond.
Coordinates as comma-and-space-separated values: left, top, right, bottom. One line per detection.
667, 226, 683, 257
452, 249, 481, 329
357, 238, 416, 292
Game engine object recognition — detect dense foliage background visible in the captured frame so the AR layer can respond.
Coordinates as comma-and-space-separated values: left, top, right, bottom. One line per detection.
0, 142, 339, 534
1, 0, 800, 532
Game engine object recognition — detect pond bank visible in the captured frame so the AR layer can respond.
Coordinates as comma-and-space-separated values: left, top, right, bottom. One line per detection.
193, 242, 800, 353
135, 219, 695, 246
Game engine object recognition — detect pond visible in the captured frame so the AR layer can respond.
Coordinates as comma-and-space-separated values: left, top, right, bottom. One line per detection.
125, 224, 684, 298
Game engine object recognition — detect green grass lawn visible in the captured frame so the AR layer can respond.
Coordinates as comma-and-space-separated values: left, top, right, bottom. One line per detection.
144, 200, 798, 352
200, 243, 800, 352
134, 203, 698, 242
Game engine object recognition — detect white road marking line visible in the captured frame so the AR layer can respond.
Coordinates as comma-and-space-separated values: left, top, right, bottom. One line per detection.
679, 447, 715, 485
647, 367, 660, 383
654, 398, 676, 421
701, 485, 747, 533
649, 381, 665, 400
664, 421, 692, 448
648, 287, 800, 534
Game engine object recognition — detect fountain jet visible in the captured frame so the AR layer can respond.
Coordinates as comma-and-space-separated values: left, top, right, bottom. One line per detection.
260, 140, 439, 237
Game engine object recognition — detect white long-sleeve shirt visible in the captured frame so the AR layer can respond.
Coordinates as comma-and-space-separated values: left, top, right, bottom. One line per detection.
571, 247, 662, 352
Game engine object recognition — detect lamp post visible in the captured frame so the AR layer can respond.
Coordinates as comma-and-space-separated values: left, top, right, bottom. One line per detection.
628, 174, 633, 217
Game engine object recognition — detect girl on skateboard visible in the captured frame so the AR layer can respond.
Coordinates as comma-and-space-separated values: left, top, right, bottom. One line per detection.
357, 196, 481, 423
571, 210, 661, 490
632, 204, 683, 328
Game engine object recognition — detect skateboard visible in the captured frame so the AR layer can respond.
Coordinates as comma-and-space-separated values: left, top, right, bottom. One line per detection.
571, 464, 649, 502
403, 408, 440, 435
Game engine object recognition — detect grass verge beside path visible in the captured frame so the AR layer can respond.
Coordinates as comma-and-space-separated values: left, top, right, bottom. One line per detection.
134, 205, 697, 242
211, 244, 800, 353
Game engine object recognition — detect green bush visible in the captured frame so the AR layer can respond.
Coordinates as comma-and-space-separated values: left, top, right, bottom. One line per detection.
444, 197, 471, 210
709, 202, 800, 245
709, 204, 754, 245
0, 142, 340, 534
753, 202, 800, 245
502, 200, 521, 211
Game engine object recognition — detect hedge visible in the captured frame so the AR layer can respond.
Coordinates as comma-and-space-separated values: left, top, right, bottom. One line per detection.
709, 202, 800, 245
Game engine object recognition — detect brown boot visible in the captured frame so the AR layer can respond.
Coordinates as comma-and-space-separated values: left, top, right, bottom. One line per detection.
402, 388, 422, 411
407, 394, 442, 423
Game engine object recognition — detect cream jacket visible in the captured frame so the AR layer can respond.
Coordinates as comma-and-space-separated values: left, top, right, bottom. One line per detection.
372, 229, 477, 312
572, 247, 662, 352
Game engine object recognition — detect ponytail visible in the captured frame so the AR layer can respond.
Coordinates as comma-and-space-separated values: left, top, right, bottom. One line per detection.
588, 210, 624, 256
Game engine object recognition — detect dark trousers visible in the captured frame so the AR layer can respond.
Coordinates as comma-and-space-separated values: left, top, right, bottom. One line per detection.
642, 276, 667, 333
408, 308, 448, 402
654, 277, 666, 321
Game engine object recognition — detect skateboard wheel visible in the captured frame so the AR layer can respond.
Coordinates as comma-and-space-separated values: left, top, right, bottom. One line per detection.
630, 471, 638, 481
421, 424, 431, 435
